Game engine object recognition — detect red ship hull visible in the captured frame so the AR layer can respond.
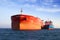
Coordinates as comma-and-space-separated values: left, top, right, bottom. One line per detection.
11, 14, 43, 30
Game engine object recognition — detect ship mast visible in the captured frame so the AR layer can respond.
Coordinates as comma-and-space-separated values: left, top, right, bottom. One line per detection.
21, 8, 23, 14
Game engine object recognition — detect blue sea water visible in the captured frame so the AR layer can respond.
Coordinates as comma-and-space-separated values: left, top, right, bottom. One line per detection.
0, 28, 60, 40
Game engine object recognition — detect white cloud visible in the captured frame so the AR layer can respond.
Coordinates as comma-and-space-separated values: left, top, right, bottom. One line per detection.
20, 3, 60, 12
0, 0, 14, 6
13, 0, 36, 4
26, 0, 36, 3
15, 0, 26, 3
23, 4, 36, 8
23, 4, 31, 7
53, 5, 58, 8
0, 0, 21, 9
42, 0, 53, 5
36, 7, 60, 12
43, 0, 53, 3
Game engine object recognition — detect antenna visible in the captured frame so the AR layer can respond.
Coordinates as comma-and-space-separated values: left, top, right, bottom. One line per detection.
20, 8, 23, 14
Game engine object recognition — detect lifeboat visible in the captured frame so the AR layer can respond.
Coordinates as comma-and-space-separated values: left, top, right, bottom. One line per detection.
11, 14, 43, 30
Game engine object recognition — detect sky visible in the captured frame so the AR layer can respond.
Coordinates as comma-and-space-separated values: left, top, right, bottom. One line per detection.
0, 0, 60, 28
